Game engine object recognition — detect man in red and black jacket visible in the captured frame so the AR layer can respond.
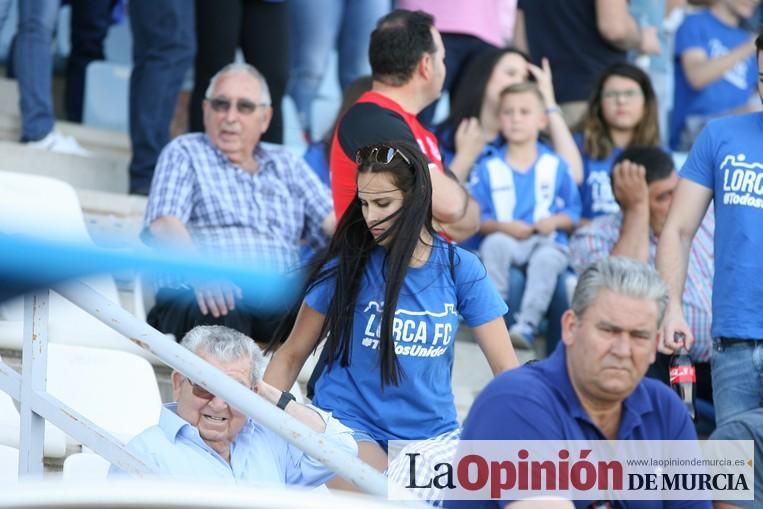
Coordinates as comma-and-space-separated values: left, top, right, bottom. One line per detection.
329, 9, 479, 242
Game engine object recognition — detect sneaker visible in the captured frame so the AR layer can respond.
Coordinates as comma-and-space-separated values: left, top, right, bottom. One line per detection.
509, 322, 535, 350
25, 131, 90, 156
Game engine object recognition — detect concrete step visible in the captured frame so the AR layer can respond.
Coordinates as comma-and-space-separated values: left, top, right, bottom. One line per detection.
0, 140, 128, 194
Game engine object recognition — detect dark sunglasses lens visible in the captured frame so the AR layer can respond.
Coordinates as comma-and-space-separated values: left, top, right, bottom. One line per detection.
382, 147, 396, 164
237, 100, 256, 114
210, 98, 230, 112
191, 383, 214, 400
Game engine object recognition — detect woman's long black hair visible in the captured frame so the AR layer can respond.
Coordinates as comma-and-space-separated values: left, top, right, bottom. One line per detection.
268, 140, 437, 387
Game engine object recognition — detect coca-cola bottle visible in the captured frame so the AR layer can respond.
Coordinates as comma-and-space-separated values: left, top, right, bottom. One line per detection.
669, 334, 696, 421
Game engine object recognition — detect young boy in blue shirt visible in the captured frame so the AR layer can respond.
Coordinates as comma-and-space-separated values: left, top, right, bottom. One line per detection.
470, 82, 581, 349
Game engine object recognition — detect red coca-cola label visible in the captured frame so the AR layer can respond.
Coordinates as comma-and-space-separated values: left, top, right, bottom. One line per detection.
670, 365, 696, 384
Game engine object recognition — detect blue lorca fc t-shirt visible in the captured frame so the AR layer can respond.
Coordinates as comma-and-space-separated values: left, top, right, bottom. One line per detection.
305, 238, 507, 441
575, 133, 623, 220
680, 112, 763, 340
670, 10, 757, 150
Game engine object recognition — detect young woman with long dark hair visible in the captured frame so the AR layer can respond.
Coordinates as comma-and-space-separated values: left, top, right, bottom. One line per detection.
577, 62, 661, 222
264, 140, 518, 483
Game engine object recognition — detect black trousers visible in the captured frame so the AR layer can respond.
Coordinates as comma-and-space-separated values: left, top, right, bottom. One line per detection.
147, 287, 286, 343
189, 0, 289, 143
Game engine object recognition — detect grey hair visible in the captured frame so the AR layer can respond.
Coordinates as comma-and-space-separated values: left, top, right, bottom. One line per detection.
204, 62, 272, 105
571, 257, 669, 327
180, 325, 264, 385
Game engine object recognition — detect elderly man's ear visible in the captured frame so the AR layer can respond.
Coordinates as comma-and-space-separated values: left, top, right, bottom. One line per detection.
171, 371, 184, 400
560, 309, 578, 347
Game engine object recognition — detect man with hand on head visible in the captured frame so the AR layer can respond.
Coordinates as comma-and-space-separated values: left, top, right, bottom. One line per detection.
570, 146, 714, 402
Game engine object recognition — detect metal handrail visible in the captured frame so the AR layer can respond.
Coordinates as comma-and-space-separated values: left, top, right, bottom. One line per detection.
0, 282, 388, 496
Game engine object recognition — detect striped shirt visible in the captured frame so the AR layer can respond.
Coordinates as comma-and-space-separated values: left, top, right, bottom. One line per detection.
144, 133, 332, 277
569, 210, 714, 362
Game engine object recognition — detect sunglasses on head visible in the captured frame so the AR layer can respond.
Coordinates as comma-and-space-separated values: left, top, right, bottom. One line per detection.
207, 96, 269, 115
355, 144, 412, 167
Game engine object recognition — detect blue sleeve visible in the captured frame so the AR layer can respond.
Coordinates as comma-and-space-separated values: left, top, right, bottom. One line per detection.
468, 161, 497, 223
304, 262, 338, 315
679, 122, 716, 191
555, 160, 582, 223
674, 14, 705, 56
453, 248, 508, 327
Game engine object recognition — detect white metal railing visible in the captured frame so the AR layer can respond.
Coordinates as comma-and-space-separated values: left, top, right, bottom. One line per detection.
0, 281, 388, 496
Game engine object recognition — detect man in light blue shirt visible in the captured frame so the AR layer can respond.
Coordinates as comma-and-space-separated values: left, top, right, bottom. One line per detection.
109, 325, 356, 486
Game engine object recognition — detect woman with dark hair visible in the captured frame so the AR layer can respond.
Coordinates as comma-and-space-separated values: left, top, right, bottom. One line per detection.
264, 140, 517, 482
436, 47, 582, 184
577, 62, 661, 222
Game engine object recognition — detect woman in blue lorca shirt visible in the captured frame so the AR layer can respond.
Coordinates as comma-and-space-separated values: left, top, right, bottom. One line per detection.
576, 63, 662, 224
264, 141, 519, 490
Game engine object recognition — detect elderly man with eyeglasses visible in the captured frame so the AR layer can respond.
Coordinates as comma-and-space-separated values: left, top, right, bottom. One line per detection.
109, 326, 356, 484
142, 63, 335, 345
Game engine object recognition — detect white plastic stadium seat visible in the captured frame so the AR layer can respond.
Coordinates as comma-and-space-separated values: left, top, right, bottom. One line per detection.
0, 444, 19, 481
62, 452, 111, 481
46, 344, 161, 446
0, 171, 157, 363
0, 389, 67, 459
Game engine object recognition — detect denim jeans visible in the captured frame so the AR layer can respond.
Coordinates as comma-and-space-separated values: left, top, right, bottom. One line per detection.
128, 0, 195, 195
711, 338, 763, 426
14, 0, 60, 141
0, 0, 12, 35
287, 0, 389, 136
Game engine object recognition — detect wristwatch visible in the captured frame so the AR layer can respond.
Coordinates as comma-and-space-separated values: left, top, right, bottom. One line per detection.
276, 391, 296, 410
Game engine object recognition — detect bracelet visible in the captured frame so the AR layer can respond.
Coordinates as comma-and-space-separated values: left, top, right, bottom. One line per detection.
545, 105, 561, 115
276, 391, 296, 410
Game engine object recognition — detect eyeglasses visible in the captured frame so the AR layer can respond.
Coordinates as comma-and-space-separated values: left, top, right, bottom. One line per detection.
207, 96, 270, 115
184, 377, 251, 400
355, 144, 412, 167
601, 89, 643, 102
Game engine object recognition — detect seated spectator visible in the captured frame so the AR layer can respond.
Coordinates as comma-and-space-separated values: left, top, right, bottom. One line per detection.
670, 0, 760, 151
514, 0, 660, 127
329, 9, 480, 242
710, 409, 763, 509
449, 257, 710, 509
577, 63, 661, 222
470, 83, 581, 349
143, 63, 334, 343
303, 75, 373, 188
109, 325, 356, 484
435, 47, 582, 185
570, 146, 714, 406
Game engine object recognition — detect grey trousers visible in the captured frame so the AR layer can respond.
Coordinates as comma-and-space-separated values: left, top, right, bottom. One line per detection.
480, 232, 569, 327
